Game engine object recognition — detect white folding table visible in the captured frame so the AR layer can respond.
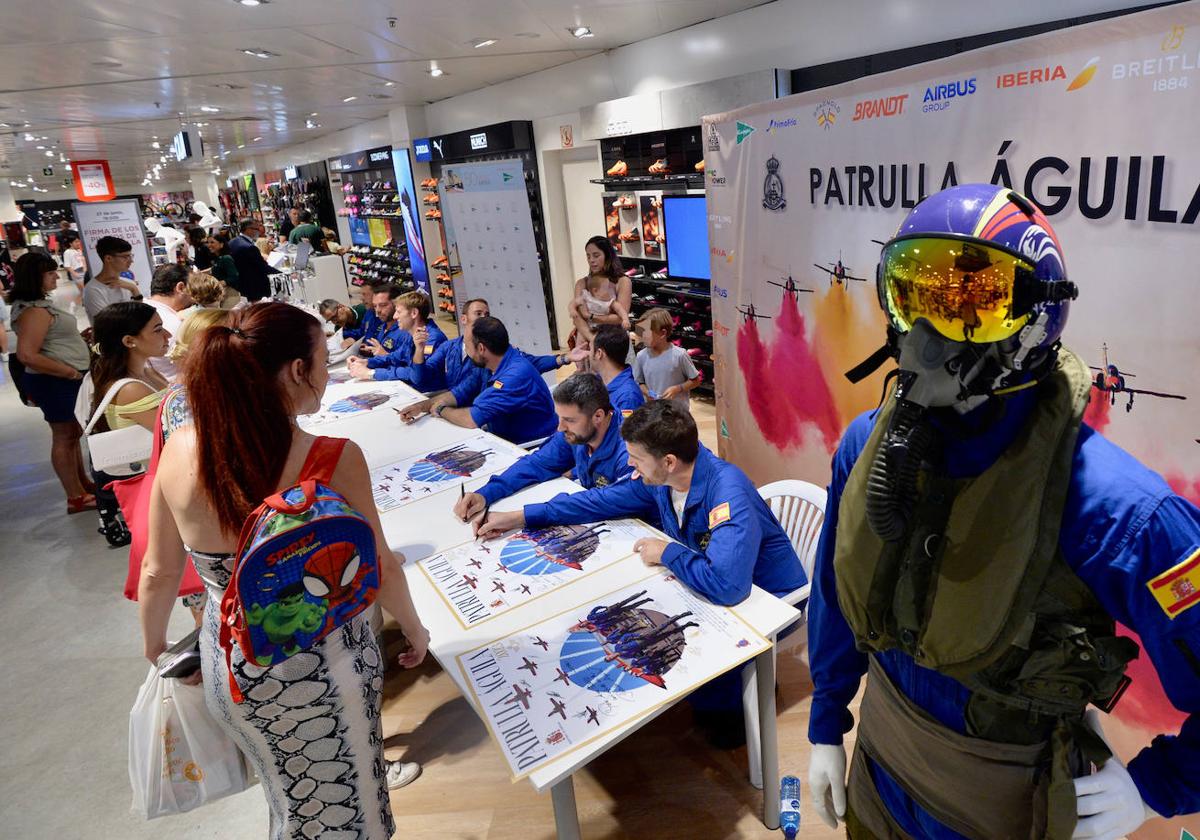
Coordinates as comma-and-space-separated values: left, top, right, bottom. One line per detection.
308, 409, 800, 839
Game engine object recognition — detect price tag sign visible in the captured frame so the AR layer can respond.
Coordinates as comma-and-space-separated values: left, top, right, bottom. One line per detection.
70, 160, 116, 202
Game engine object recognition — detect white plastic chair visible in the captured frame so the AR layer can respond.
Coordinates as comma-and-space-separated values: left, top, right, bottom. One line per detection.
742, 479, 826, 788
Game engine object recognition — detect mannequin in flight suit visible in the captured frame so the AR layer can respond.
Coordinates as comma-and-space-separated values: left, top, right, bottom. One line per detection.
807, 184, 1200, 839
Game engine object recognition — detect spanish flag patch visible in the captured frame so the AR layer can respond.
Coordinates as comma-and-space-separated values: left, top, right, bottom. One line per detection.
492, 381, 504, 389
708, 502, 731, 529
1147, 547, 1200, 619
425, 345, 435, 354
622, 409, 633, 419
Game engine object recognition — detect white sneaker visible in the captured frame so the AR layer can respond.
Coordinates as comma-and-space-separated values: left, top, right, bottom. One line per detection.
386, 760, 421, 789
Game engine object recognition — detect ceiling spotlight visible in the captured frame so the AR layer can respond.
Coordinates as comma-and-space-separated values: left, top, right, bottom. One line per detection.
236, 0, 266, 6
342, 95, 357, 102
384, 81, 395, 87
237, 143, 245, 149
472, 38, 498, 48
0, 123, 9, 128
569, 26, 594, 38
151, 141, 160, 149
45, 150, 54, 157
241, 48, 279, 59
35, 145, 44, 150
193, 122, 209, 127
199, 106, 220, 113
252, 136, 262, 142
304, 119, 317, 129
429, 67, 445, 77
23, 133, 34, 141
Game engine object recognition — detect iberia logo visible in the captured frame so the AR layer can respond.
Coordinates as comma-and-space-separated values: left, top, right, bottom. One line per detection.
1067, 56, 1100, 90
735, 121, 755, 144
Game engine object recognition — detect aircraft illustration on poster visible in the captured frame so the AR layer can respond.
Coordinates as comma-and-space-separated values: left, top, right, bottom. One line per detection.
813, 252, 869, 286
735, 301, 772, 323
1089, 343, 1187, 413
370, 433, 523, 512
766, 273, 814, 299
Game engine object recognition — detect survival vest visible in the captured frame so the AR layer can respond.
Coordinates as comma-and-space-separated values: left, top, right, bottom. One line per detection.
219, 437, 380, 703
834, 349, 1138, 838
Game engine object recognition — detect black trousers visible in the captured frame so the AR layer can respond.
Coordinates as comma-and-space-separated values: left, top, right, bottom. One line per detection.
92, 467, 139, 526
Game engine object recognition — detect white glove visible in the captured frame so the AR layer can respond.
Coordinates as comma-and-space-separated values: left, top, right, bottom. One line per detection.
1072, 709, 1159, 840
808, 742, 848, 829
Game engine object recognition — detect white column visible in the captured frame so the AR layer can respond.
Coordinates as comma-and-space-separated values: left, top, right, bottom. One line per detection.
0, 180, 19, 223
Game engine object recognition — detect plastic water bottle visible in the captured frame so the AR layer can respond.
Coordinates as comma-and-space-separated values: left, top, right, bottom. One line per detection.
780, 775, 801, 839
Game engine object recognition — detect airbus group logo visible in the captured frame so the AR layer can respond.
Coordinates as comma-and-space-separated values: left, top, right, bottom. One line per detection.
813, 100, 840, 130
921, 77, 976, 113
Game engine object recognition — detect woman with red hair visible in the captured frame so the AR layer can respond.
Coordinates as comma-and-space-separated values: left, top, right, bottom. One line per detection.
138, 302, 428, 836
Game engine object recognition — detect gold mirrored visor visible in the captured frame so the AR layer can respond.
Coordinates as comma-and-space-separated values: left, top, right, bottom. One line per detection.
879, 236, 1033, 343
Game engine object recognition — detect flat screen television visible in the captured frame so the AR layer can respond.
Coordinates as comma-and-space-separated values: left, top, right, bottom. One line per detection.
662, 195, 710, 281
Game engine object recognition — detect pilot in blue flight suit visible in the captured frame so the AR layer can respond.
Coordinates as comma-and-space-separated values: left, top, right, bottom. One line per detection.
591, 323, 646, 415
454, 373, 634, 523
475, 399, 805, 606
352, 291, 448, 382
398, 316, 558, 444
806, 184, 1200, 840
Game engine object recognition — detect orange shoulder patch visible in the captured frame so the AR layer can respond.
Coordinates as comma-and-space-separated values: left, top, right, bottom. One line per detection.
1147, 547, 1200, 619
708, 502, 731, 529
492, 380, 504, 390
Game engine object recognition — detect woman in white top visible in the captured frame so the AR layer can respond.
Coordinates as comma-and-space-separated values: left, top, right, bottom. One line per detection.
61, 234, 86, 299
569, 235, 632, 348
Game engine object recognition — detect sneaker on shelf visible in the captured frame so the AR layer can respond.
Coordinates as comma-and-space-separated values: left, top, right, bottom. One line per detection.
651, 269, 668, 279
386, 761, 422, 790
694, 159, 706, 172
648, 159, 671, 175
432, 255, 448, 268
685, 347, 704, 357
612, 195, 636, 209
605, 160, 628, 177
423, 194, 440, 205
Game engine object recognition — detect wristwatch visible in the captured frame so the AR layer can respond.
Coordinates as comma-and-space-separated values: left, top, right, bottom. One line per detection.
434, 403, 447, 418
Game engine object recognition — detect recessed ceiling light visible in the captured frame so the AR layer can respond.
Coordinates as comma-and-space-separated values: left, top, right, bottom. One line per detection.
236, 0, 266, 6
342, 96, 357, 102
241, 48, 279, 59
237, 143, 245, 148
151, 141, 160, 149
309, 112, 318, 117
44, 150, 54, 157
569, 26, 594, 38
384, 81, 395, 87
23, 133, 34, 141
429, 67, 445, 77
252, 136, 262, 142
200, 106, 220, 113
35, 145, 44, 150
194, 122, 209, 127
472, 38, 498, 48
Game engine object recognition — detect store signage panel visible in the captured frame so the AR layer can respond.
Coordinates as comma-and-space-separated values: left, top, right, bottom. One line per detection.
329, 146, 392, 173
70, 159, 116, 202
73, 199, 156, 295
284, 166, 298, 180
419, 121, 532, 161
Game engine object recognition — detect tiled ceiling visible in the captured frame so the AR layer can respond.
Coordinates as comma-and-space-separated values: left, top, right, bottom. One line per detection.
0, 0, 771, 188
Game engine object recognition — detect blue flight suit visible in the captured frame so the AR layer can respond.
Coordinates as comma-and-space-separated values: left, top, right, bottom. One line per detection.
364, 320, 404, 359
808, 391, 1200, 834
367, 321, 448, 382
522, 444, 806, 605
414, 337, 561, 397
477, 410, 633, 506
464, 347, 558, 444
606, 367, 646, 414
342, 307, 381, 342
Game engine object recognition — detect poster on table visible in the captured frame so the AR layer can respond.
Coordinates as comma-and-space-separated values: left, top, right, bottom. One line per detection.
437, 159, 553, 354
703, 5, 1199, 837
459, 572, 769, 779
369, 432, 524, 512
419, 518, 662, 629
298, 379, 423, 429
71, 199, 156, 295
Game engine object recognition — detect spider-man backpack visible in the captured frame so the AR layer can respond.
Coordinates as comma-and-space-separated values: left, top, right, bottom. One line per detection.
219, 437, 380, 702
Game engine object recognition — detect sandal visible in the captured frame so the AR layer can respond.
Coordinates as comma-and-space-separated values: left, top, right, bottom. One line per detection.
66, 494, 97, 515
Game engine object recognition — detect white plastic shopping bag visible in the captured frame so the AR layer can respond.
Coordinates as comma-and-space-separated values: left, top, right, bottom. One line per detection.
128, 662, 250, 819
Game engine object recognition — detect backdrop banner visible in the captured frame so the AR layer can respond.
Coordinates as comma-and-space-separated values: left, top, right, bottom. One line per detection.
704, 3, 1199, 837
